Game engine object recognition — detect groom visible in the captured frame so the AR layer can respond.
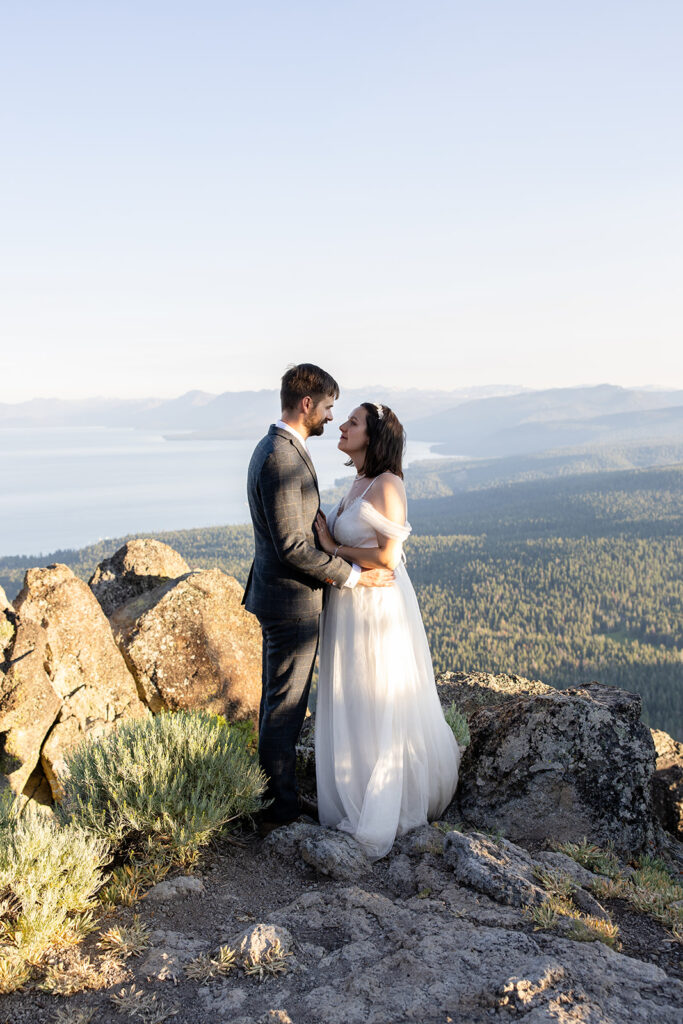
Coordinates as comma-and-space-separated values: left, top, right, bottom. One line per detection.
243, 363, 394, 833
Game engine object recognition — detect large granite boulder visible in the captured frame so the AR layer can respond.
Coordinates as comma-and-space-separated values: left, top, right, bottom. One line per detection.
89, 538, 190, 616
456, 681, 657, 853
110, 568, 261, 720
0, 564, 147, 800
651, 728, 683, 837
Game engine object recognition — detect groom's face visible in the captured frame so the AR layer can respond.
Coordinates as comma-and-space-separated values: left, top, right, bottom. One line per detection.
304, 394, 336, 437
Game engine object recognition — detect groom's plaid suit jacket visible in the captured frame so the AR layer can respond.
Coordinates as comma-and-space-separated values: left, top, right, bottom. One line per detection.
243, 425, 352, 621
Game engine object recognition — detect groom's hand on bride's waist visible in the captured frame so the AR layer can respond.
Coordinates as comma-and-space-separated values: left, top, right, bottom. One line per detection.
356, 567, 395, 588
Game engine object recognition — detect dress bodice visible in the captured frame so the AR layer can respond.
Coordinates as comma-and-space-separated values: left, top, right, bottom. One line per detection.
328, 485, 412, 551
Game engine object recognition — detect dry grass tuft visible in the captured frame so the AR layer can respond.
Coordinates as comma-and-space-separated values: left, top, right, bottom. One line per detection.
531, 865, 575, 900
554, 837, 621, 878
51, 1008, 97, 1024
184, 944, 237, 981
98, 915, 150, 958
568, 915, 621, 948
243, 939, 293, 981
111, 983, 179, 1021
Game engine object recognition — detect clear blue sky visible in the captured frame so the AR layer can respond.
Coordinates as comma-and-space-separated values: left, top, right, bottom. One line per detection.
2, 1, 682, 399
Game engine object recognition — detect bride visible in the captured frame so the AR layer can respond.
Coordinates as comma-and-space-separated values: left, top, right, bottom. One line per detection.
313, 402, 460, 859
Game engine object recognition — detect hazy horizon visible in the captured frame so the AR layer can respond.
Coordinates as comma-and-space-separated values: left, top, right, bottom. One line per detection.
2, 381, 681, 407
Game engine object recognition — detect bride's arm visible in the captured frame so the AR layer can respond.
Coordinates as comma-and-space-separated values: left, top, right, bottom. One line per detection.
314, 475, 407, 570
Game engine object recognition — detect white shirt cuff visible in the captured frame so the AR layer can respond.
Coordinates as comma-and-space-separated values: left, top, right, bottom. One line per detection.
344, 564, 361, 588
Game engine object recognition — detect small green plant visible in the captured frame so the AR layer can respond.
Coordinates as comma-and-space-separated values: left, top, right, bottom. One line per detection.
215, 715, 258, 755
98, 851, 170, 910
524, 900, 561, 930
567, 916, 620, 948
60, 710, 267, 865
111, 983, 179, 1020
39, 952, 103, 995
0, 800, 110, 968
444, 703, 470, 748
98, 915, 150, 958
532, 865, 575, 900
0, 948, 32, 994
52, 1008, 97, 1024
587, 851, 683, 941
185, 944, 237, 981
554, 837, 621, 879
243, 939, 292, 981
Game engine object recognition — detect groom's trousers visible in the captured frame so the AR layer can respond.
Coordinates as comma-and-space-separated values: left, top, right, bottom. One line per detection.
258, 614, 320, 822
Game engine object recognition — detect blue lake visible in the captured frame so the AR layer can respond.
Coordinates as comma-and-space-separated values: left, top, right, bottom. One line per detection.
0, 427, 445, 557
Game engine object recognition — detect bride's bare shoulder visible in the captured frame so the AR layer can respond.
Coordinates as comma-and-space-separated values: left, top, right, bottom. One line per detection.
370, 472, 406, 520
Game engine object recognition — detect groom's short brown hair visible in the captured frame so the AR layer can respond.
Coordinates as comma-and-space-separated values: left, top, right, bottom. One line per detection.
280, 363, 340, 411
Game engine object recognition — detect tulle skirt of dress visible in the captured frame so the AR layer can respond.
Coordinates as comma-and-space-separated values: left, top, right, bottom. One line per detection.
315, 562, 460, 859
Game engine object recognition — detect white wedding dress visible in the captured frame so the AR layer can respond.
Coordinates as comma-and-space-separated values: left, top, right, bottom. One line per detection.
315, 481, 460, 859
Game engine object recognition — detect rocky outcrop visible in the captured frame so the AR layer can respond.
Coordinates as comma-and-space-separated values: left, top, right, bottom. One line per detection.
0, 564, 147, 800
256, 823, 682, 1024
110, 568, 261, 720
651, 727, 683, 837
0, 586, 15, 668
455, 681, 657, 853
436, 669, 554, 717
89, 538, 190, 616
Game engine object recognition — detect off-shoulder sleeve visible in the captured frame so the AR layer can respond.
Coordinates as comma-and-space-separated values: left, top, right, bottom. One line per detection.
359, 500, 412, 541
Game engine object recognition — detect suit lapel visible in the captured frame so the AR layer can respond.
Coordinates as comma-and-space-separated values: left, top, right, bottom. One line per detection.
270, 426, 319, 491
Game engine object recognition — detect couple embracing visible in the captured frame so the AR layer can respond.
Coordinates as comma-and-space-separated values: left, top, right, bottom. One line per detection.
243, 363, 460, 859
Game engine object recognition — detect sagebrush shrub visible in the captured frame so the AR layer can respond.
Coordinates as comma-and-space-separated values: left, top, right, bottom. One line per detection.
0, 801, 109, 964
59, 711, 266, 862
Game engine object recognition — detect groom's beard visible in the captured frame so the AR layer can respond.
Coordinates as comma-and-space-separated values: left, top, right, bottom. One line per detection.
304, 412, 327, 437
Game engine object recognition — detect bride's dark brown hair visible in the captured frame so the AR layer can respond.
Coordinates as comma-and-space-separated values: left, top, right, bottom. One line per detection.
346, 403, 406, 479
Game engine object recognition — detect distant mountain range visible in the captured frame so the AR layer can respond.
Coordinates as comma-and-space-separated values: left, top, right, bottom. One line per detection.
0, 385, 525, 436
407, 384, 683, 456
2, 384, 682, 459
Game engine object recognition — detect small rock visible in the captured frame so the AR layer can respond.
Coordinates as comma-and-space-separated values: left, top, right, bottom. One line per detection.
145, 876, 204, 902
398, 823, 446, 857
571, 886, 611, 921
227, 922, 294, 963
387, 853, 417, 895
264, 821, 371, 881
300, 830, 372, 881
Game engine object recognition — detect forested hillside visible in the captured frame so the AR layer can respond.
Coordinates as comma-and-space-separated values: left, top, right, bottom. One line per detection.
2, 465, 680, 738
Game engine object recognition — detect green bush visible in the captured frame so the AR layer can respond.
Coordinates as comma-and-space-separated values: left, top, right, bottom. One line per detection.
444, 702, 470, 748
0, 798, 109, 965
59, 711, 267, 863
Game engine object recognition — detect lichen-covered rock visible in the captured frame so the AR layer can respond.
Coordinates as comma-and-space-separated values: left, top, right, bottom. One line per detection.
436, 670, 554, 719
651, 727, 683, 837
456, 682, 657, 853
0, 564, 147, 799
110, 568, 261, 720
443, 829, 549, 908
89, 538, 191, 616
